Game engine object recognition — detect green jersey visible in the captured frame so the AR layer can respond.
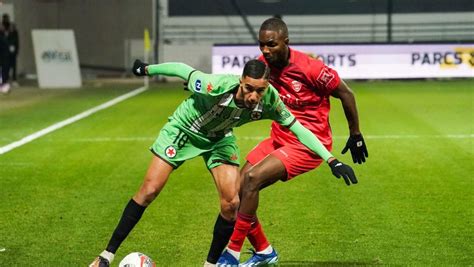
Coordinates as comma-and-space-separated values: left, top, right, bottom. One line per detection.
147, 63, 333, 161
174, 71, 293, 139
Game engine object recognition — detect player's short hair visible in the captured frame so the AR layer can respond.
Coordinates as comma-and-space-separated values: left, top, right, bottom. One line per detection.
259, 17, 288, 38
242, 59, 270, 80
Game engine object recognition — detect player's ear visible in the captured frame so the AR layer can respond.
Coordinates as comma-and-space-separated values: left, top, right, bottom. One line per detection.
284, 37, 289, 45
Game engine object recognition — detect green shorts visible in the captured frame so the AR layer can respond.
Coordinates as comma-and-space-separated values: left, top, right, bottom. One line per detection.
150, 121, 240, 169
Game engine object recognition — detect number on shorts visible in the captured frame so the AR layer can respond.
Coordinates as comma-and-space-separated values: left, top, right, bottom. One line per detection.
173, 130, 189, 149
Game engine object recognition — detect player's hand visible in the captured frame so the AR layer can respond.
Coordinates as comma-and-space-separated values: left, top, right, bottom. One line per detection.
341, 134, 368, 164
329, 159, 358, 186
132, 59, 149, 76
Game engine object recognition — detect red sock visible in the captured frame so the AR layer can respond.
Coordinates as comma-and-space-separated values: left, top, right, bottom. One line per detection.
247, 218, 270, 252
228, 212, 255, 252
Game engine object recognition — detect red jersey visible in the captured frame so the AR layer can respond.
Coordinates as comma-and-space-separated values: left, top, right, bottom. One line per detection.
258, 48, 341, 150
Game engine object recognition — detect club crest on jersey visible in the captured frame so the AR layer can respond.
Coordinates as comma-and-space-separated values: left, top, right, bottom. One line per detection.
230, 154, 238, 161
250, 111, 262, 120
195, 79, 202, 91
291, 80, 302, 92
165, 145, 177, 158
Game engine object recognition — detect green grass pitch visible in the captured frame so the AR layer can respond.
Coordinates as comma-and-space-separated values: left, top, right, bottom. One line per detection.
0, 79, 472, 266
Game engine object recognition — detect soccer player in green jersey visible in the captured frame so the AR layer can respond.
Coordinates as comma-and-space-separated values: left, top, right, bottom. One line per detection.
89, 59, 356, 267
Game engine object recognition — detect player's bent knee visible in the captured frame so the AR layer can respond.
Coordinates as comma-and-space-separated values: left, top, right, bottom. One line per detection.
243, 170, 261, 192
220, 197, 240, 220
138, 182, 162, 205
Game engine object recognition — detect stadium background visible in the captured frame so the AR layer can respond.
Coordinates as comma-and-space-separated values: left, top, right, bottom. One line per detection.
0, 0, 473, 266
5, 0, 474, 75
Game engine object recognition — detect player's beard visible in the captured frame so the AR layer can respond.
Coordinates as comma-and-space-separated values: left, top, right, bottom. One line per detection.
245, 102, 256, 109
264, 55, 274, 64
267, 47, 290, 69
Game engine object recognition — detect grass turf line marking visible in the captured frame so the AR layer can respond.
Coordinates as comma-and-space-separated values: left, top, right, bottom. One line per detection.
37, 134, 474, 143
0, 86, 148, 155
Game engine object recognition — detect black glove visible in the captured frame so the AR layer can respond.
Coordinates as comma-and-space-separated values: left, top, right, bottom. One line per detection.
329, 159, 358, 186
341, 134, 368, 164
132, 59, 149, 76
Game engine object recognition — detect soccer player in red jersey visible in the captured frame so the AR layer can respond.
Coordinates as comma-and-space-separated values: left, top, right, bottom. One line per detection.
217, 17, 368, 266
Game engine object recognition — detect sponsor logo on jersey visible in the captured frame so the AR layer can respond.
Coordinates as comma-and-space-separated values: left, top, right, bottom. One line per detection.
165, 145, 177, 158
317, 68, 335, 86
195, 79, 202, 91
250, 111, 262, 120
275, 101, 292, 120
207, 82, 213, 92
291, 80, 302, 92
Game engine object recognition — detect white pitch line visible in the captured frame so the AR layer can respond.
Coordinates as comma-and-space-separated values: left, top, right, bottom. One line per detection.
356, 134, 474, 139
0, 86, 148, 155
40, 134, 474, 143
241, 134, 474, 140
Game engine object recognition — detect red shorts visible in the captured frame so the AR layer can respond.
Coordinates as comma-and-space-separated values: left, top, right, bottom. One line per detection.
246, 137, 328, 180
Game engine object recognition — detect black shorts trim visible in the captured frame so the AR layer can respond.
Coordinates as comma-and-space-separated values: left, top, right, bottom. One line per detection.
150, 148, 178, 169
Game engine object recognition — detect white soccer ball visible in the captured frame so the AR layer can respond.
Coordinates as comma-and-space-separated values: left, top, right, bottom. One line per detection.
118, 252, 155, 267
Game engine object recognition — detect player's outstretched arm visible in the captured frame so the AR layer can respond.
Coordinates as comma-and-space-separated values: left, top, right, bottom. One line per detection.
132, 59, 195, 80
331, 79, 368, 164
288, 120, 358, 185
